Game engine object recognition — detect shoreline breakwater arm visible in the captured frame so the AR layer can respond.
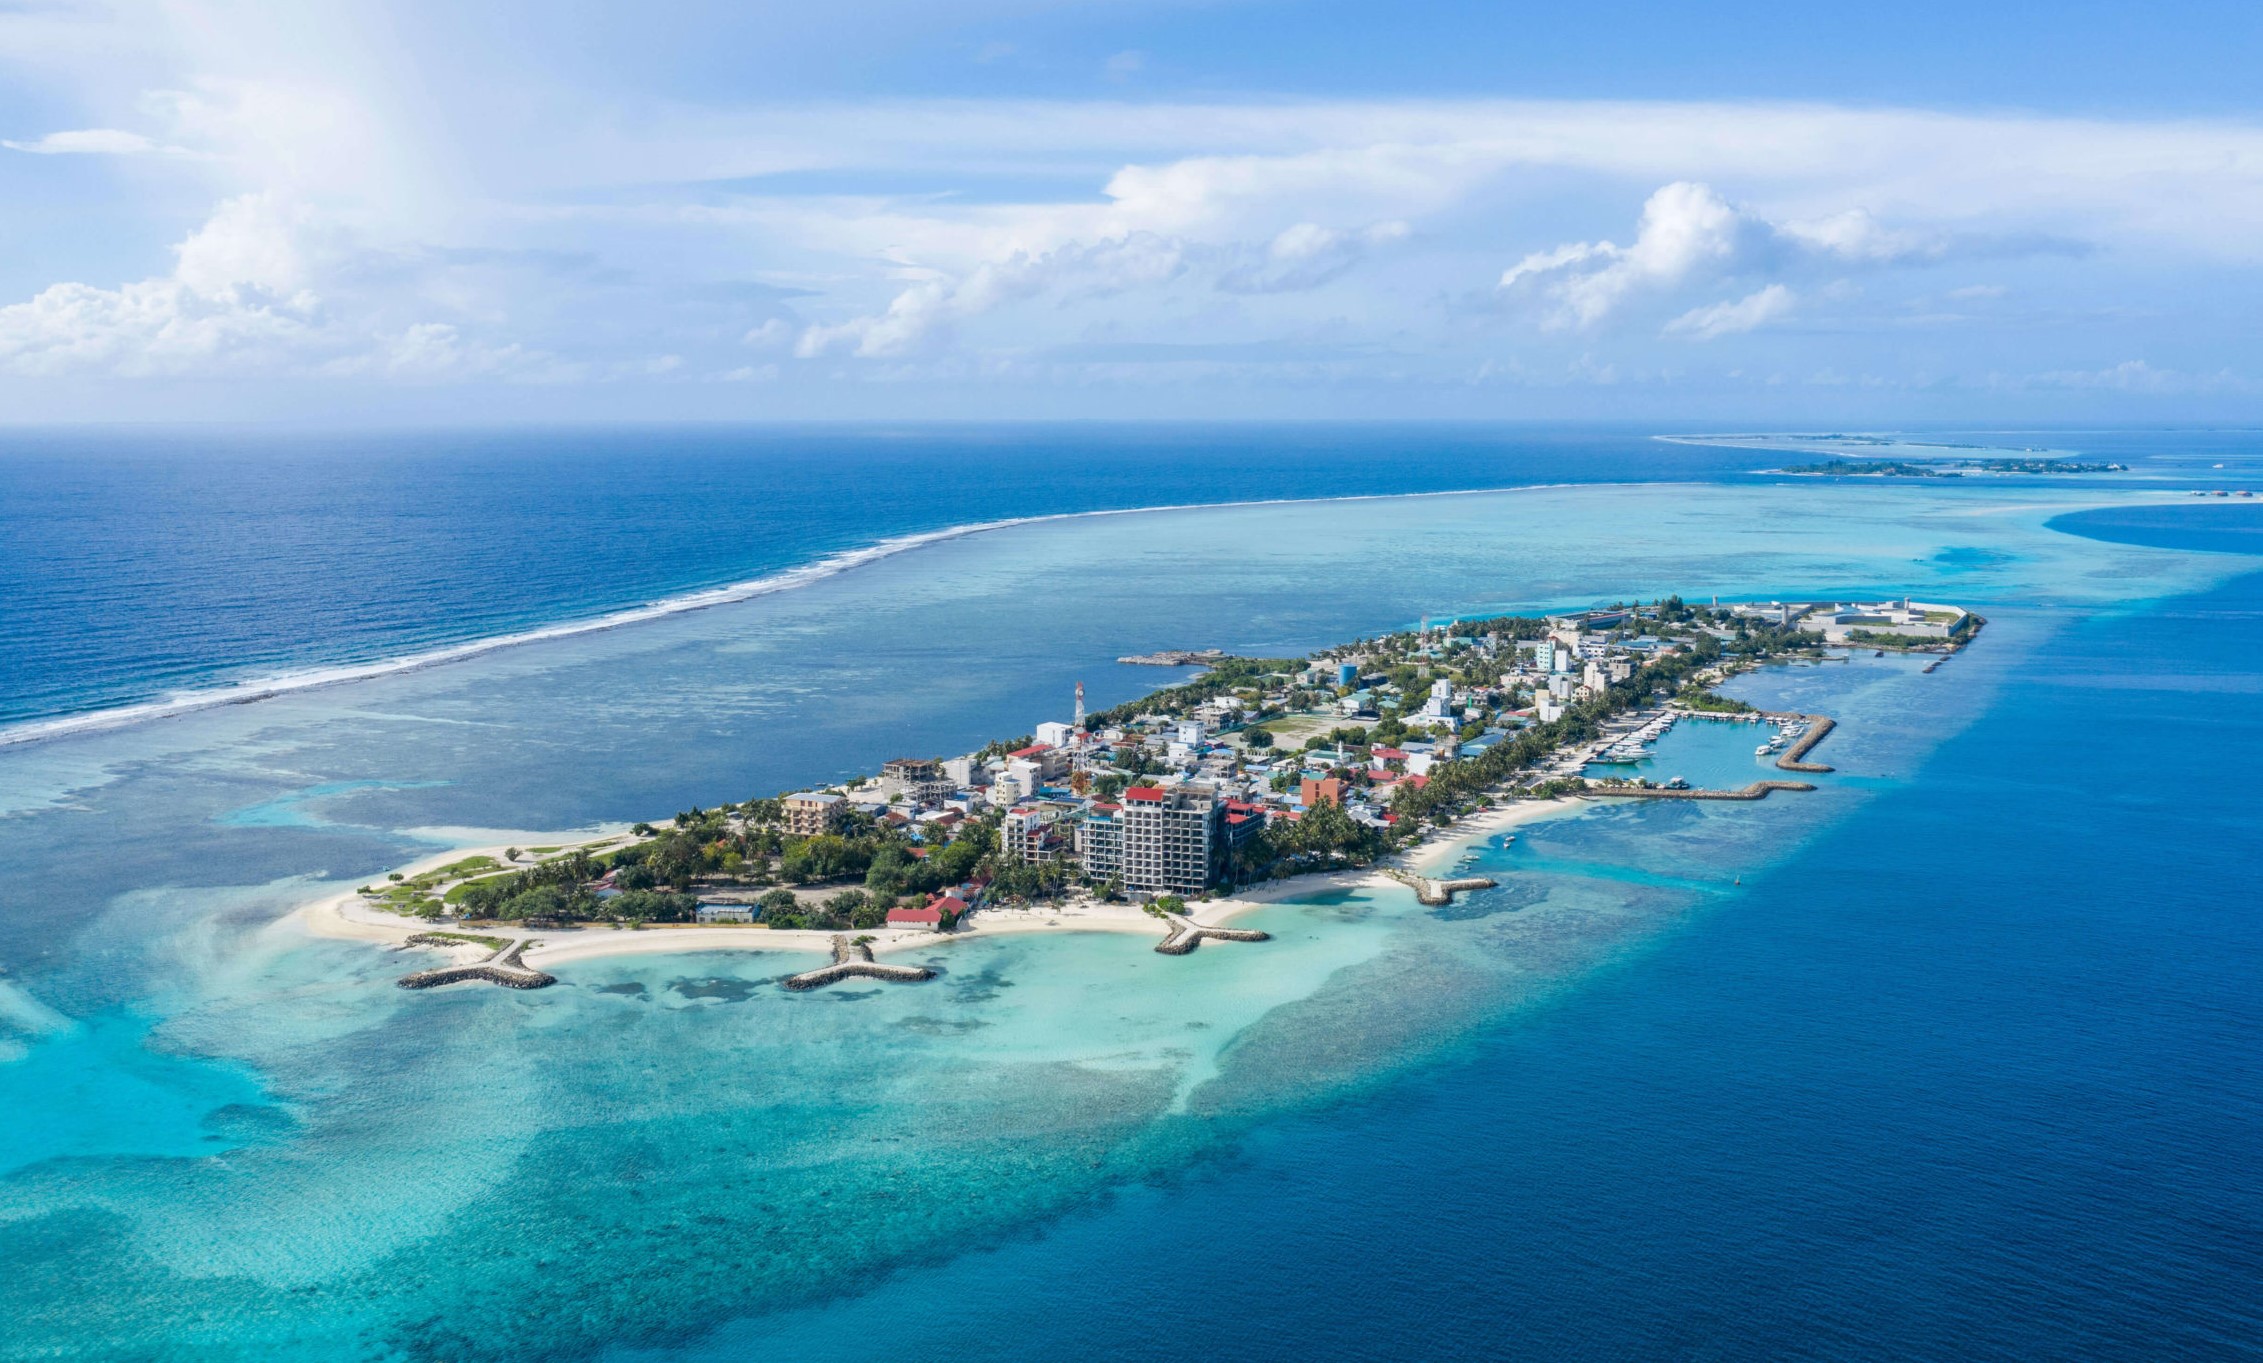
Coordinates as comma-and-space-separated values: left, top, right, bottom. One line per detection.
784, 935, 935, 990
1581, 779, 1816, 802
1155, 913, 1271, 954
1773, 714, 1836, 773
398, 936, 556, 990
1379, 868, 1499, 906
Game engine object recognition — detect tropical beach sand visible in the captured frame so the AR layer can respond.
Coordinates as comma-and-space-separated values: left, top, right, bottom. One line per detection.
295, 796, 1586, 980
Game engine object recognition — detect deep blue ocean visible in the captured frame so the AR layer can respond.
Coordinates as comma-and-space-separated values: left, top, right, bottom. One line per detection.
3, 423, 2257, 734
0, 425, 2257, 1362
674, 560, 2263, 1363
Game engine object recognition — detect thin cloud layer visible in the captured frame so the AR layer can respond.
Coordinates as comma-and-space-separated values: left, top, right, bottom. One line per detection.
0, 0, 2256, 417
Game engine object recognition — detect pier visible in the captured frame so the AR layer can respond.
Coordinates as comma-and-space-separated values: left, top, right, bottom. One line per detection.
1580, 779, 1817, 802
398, 935, 556, 990
1155, 913, 1271, 955
1381, 868, 1499, 905
783, 935, 936, 990
1772, 714, 1837, 773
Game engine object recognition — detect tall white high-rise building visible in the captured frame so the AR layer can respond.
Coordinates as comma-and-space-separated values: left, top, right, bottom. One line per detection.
1117, 784, 1220, 896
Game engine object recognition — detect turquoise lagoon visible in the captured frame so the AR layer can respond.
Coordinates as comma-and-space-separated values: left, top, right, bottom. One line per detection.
0, 478, 2255, 1361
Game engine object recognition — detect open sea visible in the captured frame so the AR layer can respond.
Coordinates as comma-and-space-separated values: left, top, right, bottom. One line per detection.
0, 424, 2258, 1361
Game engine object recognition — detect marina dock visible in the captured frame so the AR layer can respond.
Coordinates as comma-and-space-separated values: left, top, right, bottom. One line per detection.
1580, 779, 1816, 802
1771, 714, 1837, 773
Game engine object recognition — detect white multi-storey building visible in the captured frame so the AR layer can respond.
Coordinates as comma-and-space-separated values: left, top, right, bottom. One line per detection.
1117, 784, 1220, 896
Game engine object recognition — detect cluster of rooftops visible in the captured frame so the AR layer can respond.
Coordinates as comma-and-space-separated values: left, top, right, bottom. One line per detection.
764, 597, 1945, 906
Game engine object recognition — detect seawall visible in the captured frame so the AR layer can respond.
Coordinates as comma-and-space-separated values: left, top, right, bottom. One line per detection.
785, 935, 936, 990
1773, 714, 1837, 774
398, 937, 557, 990
1582, 779, 1817, 802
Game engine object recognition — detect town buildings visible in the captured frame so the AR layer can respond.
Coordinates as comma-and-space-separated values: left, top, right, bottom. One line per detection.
782, 790, 847, 836
755, 595, 1925, 911
1117, 784, 1222, 896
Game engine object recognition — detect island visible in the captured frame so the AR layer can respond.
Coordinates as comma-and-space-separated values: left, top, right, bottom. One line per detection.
1777, 457, 2128, 477
318, 594, 1979, 989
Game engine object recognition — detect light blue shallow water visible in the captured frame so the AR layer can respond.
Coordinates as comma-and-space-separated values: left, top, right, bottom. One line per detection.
0, 431, 2257, 1361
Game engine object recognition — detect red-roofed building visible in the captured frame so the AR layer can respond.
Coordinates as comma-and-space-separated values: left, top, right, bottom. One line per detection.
1220, 799, 1267, 852
1007, 742, 1067, 780
887, 900, 945, 928
1299, 776, 1343, 808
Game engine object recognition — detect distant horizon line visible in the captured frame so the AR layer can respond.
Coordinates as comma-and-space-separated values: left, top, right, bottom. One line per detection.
0, 418, 2256, 434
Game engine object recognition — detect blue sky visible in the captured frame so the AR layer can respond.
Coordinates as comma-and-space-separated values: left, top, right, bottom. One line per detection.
1, 0, 2259, 421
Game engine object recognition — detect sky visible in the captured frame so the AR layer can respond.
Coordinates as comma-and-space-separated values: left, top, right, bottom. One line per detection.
1, 0, 2260, 423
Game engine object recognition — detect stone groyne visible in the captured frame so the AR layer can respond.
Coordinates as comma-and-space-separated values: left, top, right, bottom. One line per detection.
398, 936, 556, 990
1381, 868, 1499, 906
1772, 714, 1837, 773
784, 935, 935, 991
1155, 913, 1271, 955
1583, 779, 1816, 802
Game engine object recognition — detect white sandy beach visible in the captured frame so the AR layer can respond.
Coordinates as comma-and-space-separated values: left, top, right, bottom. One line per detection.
292, 795, 1585, 979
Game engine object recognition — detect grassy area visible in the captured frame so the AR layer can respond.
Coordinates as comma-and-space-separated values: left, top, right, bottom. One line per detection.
431, 855, 501, 879
365, 883, 445, 917
412, 931, 509, 951
1256, 711, 1342, 744
527, 845, 561, 855
1676, 686, 1755, 714
1844, 629, 1953, 651
444, 870, 520, 905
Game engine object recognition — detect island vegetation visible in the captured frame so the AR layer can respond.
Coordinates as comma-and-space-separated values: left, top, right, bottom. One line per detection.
359, 593, 1961, 939
1781, 457, 2127, 477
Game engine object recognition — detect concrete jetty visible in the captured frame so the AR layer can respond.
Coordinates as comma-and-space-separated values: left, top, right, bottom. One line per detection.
1582, 779, 1816, 802
1772, 714, 1837, 773
783, 935, 935, 991
1381, 868, 1499, 905
1155, 913, 1271, 955
398, 936, 556, 990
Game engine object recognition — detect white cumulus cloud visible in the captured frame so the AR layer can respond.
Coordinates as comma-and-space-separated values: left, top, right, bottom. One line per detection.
1497, 181, 2021, 332
1500, 182, 1758, 328
1664, 284, 1796, 339
0, 192, 332, 375
3, 128, 182, 155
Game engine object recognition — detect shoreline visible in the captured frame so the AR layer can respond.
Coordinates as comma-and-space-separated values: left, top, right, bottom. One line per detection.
12, 471, 2105, 756
291, 796, 1584, 975
0, 478, 1668, 753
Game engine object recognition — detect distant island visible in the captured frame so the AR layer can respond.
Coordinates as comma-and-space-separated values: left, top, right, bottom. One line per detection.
321, 594, 1979, 987
1778, 457, 2128, 477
